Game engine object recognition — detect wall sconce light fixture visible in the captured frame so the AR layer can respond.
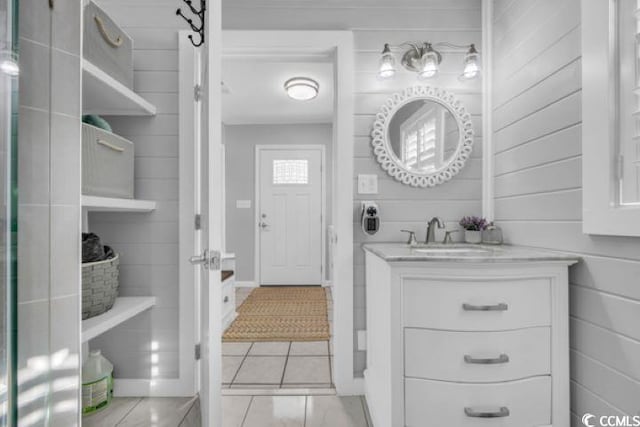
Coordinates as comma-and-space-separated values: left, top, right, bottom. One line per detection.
378, 42, 480, 81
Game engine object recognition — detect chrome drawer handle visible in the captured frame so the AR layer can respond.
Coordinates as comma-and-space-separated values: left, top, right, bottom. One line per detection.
464, 407, 510, 418
462, 302, 508, 311
464, 354, 509, 364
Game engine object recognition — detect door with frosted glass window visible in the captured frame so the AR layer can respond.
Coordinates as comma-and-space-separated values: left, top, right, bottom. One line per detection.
258, 148, 323, 285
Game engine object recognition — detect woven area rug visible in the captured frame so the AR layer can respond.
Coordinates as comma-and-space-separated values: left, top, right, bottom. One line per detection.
223, 286, 330, 342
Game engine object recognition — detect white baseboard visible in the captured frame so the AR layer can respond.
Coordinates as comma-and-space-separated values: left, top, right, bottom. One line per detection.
335, 377, 365, 396
114, 379, 195, 397
235, 281, 258, 288
322, 280, 333, 287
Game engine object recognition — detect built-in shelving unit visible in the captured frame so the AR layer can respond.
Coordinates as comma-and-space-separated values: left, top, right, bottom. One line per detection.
82, 297, 156, 342
82, 60, 157, 116
82, 195, 157, 213
80, 17, 160, 397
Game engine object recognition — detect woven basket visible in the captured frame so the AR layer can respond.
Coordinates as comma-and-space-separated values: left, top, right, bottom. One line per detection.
82, 254, 120, 320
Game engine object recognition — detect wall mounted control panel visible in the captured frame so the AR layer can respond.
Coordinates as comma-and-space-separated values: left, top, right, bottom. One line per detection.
361, 201, 380, 235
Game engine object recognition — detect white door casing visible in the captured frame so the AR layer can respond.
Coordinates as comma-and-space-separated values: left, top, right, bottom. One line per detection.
257, 147, 325, 285
181, 31, 223, 425
198, 2, 223, 425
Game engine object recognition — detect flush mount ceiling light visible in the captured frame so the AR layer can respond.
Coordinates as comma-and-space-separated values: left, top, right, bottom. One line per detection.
284, 77, 319, 101
377, 42, 480, 81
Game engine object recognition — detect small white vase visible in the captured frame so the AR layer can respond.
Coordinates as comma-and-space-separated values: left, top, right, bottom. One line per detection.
464, 230, 482, 244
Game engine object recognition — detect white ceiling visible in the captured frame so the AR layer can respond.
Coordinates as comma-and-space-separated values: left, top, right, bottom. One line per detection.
222, 58, 334, 125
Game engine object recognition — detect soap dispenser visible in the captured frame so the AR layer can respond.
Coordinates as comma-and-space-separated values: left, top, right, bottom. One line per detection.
482, 224, 504, 245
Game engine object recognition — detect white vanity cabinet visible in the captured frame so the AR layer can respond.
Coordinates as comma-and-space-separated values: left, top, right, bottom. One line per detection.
362, 244, 578, 427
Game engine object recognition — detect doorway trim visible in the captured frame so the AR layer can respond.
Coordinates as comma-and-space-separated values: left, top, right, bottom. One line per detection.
254, 145, 327, 287
223, 30, 357, 394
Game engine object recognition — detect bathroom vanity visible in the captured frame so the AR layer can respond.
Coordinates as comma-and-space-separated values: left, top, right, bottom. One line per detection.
362, 243, 578, 427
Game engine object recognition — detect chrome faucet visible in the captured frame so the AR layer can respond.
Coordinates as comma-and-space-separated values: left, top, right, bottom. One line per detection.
425, 216, 445, 244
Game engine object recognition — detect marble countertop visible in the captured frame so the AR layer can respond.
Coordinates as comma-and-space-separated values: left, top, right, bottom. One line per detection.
362, 243, 580, 264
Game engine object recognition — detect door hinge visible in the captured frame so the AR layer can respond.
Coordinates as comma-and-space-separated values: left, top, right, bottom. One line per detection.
194, 84, 203, 102
195, 343, 201, 360
195, 214, 202, 230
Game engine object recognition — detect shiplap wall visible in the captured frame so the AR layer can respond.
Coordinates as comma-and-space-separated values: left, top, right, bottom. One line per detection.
89, 1, 188, 380
492, 0, 640, 422
222, 0, 483, 375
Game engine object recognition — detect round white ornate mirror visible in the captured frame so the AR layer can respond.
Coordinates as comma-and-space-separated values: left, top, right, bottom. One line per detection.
371, 86, 474, 187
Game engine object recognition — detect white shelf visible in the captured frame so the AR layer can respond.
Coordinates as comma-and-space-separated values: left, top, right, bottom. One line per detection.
82, 60, 157, 116
82, 195, 157, 212
82, 297, 156, 342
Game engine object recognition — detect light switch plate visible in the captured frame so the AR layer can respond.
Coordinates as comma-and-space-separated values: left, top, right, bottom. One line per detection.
358, 174, 378, 194
236, 200, 251, 209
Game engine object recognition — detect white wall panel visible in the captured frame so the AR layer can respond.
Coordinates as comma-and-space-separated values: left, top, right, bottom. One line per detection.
493, 1, 640, 416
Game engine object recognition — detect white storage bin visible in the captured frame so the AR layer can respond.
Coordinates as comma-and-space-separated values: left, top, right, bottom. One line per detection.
83, 1, 134, 89
82, 124, 134, 199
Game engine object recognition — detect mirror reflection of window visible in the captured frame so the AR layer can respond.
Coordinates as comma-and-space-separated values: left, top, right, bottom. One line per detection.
388, 99, 459, 173
400, 105, 438, 171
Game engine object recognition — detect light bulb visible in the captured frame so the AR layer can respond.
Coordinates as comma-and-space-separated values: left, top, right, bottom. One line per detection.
460, 44, 480, 80
378, 43, 396, 79
418, 51, 439, 79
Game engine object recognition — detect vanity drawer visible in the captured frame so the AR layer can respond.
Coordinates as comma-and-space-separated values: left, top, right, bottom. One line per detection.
403, 278, 551, 331
405, 377, 551, 427
404, 327, 550, 382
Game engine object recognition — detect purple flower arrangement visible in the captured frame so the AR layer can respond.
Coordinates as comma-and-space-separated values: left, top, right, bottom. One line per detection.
459, 216, 488, 231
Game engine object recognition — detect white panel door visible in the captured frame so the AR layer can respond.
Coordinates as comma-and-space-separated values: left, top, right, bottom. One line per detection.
194, 3, 223, 426
258, 148, 323, 285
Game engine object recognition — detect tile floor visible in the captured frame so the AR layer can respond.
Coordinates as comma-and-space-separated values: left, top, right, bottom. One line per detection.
223, 394, 370, 427
222, 341, 333, 389
82, 396, 199, 427
83, 394, 370, 427
83, 286, 337, 426
224, 287, 334, 390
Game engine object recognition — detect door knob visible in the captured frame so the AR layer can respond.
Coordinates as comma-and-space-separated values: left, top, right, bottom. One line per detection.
189, 249, 221, 270
189, 250, 209, 265
259, 222, 269, 229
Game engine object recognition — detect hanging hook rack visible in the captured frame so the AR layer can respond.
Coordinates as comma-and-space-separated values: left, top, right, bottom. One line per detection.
176, 0, 206, 47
